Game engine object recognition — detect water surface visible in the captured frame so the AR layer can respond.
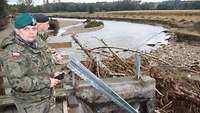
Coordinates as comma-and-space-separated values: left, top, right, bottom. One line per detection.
48, 18, 170, 60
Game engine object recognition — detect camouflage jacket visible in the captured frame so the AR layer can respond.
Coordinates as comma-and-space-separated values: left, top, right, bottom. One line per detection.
38, 32, 49, 42
0, 34, 55, 102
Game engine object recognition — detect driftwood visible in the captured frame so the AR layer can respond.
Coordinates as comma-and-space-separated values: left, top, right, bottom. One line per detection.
89, 46, 137, 53
170, 82, 200, 107
90, 46, 200, 74
144, 54, 200, 74
152, 70, 200, 113
70, 34, 127, 77
69, 34, 200, 112
87, 45, 200, 112
98, 39, 136, 78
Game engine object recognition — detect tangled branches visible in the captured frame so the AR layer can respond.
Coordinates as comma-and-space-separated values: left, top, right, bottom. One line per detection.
71, 34, 200, 113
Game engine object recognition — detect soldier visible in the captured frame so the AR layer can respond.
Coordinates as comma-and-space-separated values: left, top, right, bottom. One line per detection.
0, 13, 61, 113
33, 14, 50, 41
34, 14, 64, 64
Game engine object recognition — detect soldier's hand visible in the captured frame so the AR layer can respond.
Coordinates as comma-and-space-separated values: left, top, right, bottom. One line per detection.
53, 52, 64, 62
50, 78, 61, 87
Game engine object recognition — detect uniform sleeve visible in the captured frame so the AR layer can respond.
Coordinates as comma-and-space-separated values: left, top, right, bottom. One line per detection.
4, 51, 51, 92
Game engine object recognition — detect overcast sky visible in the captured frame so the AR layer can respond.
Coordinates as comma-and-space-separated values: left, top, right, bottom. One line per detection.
8, 0, 168, 5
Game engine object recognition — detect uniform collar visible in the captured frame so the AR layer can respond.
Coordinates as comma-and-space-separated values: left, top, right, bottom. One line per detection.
15, 35, 38, 49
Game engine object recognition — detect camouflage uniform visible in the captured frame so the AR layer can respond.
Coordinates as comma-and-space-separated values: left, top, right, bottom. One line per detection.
0, 33, 55, 113
37, 32, 60, 65
38, 32, 49, 42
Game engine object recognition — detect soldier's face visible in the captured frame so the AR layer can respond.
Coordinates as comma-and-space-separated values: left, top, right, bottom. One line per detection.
37, 22, 49, 32
16, 25, 38, 42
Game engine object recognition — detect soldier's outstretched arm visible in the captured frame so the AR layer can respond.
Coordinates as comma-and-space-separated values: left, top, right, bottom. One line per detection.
4, 51, 51, 92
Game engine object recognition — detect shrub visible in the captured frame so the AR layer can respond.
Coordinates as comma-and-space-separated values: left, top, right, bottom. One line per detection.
84, 20, 104, 28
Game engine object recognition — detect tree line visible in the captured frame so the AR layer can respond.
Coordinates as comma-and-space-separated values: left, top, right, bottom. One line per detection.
1, 0, 200, 17
0, 0, 8, 18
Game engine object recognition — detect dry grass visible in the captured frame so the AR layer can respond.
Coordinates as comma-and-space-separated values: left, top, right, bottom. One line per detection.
108, 10, 200, 16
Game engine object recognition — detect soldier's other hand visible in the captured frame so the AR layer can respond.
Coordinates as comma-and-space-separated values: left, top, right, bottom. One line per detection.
50, 78, 61, 87
53, 52, 64, 62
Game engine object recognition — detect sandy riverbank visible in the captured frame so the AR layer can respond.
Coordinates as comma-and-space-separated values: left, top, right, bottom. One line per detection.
57, 18, 104, 35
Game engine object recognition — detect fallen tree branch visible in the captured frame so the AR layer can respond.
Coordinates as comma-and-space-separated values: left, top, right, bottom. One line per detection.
160, 101, 172, 111
89, 46, 137, 53
97, 39, 136, 78
70, 34, 126, 77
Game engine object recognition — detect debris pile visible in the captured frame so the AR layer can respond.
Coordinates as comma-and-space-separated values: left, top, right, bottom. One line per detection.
71, 33, 200, 113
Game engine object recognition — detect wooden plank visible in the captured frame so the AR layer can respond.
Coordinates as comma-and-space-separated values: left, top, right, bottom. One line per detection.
67, 95, 79, 107
48, 42, 72, 48
63, 99, 69, 113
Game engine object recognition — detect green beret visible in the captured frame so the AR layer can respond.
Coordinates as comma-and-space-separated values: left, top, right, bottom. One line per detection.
15, 13, 37, 29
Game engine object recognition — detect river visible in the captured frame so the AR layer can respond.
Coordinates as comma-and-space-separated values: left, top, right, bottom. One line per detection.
48, 18, 170, 60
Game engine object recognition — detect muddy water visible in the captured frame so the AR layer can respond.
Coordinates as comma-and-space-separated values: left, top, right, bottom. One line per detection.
48, 18, 170, 60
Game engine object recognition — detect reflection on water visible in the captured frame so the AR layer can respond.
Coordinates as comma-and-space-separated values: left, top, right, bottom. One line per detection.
48, 18, 170, 60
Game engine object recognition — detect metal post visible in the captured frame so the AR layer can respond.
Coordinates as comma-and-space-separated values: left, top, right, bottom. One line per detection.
135, 51, 141, 80
72, 72, 76, 87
